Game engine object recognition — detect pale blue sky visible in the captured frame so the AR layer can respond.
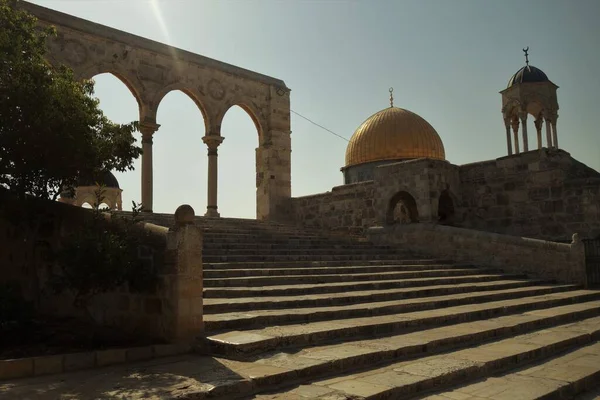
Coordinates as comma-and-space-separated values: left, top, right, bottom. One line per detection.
30, 0, 600, 217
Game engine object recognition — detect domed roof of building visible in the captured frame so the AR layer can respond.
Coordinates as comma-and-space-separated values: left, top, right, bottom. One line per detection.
345, 106, 445, 167
78, 170, 120, 189
507, 65, 549, 88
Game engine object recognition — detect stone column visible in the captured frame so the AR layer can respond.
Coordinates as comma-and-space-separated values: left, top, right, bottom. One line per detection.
511, 118, 520, 154
534, 118, 543, 150
519, 112, 529, 152
202, 135, 224, 218
552, 118, 559, 149
140, 123, 160, 213
504, 117, 513, 155
545, 117, 553, 148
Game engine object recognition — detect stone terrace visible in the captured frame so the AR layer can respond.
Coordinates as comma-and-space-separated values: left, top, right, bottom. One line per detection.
2, 217, 600, 399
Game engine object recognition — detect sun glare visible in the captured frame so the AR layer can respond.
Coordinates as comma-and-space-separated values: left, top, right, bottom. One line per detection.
149, 0, 170, 42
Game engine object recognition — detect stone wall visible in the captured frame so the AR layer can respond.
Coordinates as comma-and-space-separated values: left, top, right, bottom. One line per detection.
457, 149, 600, 241
367, 223, 588, 285
290, 181, 376, 233
0, 189, 203, 342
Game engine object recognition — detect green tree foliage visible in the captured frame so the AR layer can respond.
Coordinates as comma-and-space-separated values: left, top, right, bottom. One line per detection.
0, 0, 141, 200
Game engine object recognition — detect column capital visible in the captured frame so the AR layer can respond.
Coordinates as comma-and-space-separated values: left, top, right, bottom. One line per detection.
202, 135, 224, 150
140, 122, 160, 143
518, 111, 528, 121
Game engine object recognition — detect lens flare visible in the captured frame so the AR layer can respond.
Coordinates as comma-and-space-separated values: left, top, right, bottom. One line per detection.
150, 0, 170, 42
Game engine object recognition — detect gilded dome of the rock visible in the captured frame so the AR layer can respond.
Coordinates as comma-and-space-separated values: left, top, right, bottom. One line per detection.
345, 106, 445, 167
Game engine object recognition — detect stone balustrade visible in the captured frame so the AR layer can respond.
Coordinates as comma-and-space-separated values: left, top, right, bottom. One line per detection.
367, 223, 587, 286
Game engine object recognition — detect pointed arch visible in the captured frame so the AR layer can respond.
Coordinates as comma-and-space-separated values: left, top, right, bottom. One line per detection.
386, 190, 419, 225
153, 84, 211, 133
78, 64, 145, 121
152, 89, 208, 213
216, 100, 266, 138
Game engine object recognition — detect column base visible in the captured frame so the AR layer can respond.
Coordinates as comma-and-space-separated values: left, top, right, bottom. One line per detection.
205, 207, 220, 218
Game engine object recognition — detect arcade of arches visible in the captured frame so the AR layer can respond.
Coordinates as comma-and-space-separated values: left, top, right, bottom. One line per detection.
23, 1, 291, 220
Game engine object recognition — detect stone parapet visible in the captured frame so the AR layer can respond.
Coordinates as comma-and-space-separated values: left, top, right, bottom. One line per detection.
367, 223, 587, 286
0, 189, 204, 344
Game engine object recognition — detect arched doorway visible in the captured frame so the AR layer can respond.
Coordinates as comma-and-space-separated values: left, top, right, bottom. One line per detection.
386, 191, 419, 225
438, 189, 455, 224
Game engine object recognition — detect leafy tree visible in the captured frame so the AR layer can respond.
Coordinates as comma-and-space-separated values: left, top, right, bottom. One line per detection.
0, 0, 141, 200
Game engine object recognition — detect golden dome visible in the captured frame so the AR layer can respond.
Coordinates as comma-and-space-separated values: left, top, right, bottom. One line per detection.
345, 106, 445, 167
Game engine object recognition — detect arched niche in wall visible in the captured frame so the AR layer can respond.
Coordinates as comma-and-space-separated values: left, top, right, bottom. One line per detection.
386, 191, 419, 225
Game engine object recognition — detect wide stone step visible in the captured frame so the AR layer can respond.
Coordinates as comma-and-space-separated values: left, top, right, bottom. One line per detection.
203, 273, 527, 298
203, 279, 550, 313
202, 253, 419, 263
203, 267, 498, 288
203, 263, 470, 279
6, 306, 600, 400
249, 315, 600, 400
205, 289, 598, 352
203, 259, 444, 271
421, 339, 600, 400
202, 237, 368, 245
201, 248, 409, 257
204, 284, 581, 332
202, 243, 392, 251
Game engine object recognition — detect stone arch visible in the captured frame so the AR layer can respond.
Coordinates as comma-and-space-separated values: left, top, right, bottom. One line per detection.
216, 100, 266, 139
82, 67, 145, 122
386, 191, 419, 225
438, 189, 456, 224
152, 85, 212, 133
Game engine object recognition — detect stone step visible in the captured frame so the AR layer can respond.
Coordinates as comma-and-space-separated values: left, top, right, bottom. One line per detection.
203, 279, 550, 313
203, 263, 475, 278
203, 253, 420, 263
201, 248, 409, 257
205, 289, 598, 352
202, 243, 392, 251
203, 267, 498, 288
421, 339, 600, 400
204, 285, 580, 334
203, 259, 444, 271
203, 273, 527, 298
248, 315, 600, 400
6, 305, 600, 400
202, 232, 355, 240
202, 236, 368, 244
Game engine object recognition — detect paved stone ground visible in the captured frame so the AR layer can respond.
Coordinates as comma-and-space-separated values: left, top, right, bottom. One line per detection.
0, 354, 219, 400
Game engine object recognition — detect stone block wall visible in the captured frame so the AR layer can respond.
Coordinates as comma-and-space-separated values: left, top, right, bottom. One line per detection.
373, 159, 460, 224
0, 190, 203, 342
368, 223, 588, 285
290, 181, 376, 233
457, 149, 600, 241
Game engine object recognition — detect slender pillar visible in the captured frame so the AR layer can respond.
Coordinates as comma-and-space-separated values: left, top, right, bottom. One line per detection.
504, 117, 513, 155
140, 123, 160, 213
545, 117, 553, 147
511, 118, 520, 154
202, 135, 224, 217
519, 112, 529, 152
534, 118, 543, 150
552, 119, 558, 149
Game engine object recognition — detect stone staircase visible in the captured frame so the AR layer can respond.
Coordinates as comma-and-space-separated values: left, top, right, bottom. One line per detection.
148, 216, 600, 399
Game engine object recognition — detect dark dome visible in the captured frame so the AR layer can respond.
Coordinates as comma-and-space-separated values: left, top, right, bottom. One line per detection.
78, 170, 120, 189
507, 65, 549, 88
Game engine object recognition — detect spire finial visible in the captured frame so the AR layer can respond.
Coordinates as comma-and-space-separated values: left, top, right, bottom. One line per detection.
523, 46, 530, 66
389, 87, 394, 108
